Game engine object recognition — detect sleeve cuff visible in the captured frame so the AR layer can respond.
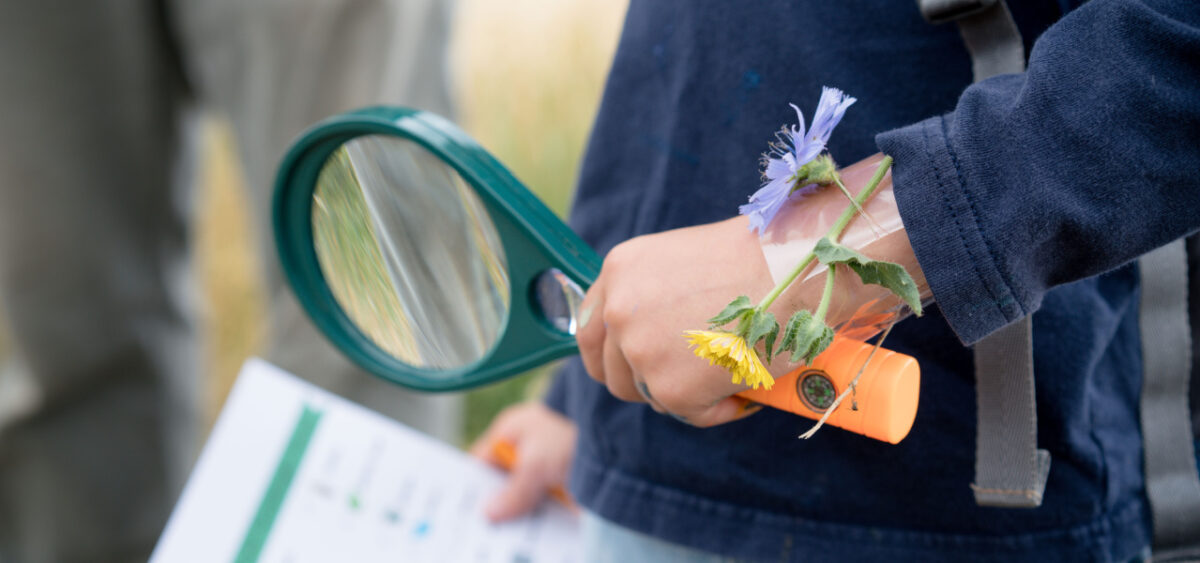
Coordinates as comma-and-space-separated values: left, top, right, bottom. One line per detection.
876, 115, 1027, 346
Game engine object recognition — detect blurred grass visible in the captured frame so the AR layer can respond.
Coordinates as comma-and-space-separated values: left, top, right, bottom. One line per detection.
197, 0, 627, 439
311, 146, 425, 365
196, 123, 267, 422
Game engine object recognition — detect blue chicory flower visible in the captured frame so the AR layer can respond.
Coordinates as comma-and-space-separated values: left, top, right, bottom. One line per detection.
740, 86, 856, 236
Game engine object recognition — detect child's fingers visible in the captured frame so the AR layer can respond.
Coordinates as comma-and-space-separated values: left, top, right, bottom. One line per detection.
484, 459, 553, 522
468, 410, 520, 461
576, 280, 608, 385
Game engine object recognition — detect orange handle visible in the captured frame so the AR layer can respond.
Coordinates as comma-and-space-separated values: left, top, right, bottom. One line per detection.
490, 441, 574, 508
736, 338, 920, 444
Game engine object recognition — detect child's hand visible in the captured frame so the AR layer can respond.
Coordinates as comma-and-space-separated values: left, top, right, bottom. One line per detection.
469, 401, 577, 522
573, 154, 915, 428
574, 216, 778, 427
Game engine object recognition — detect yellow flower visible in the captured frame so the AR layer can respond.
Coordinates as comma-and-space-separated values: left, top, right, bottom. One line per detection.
683, 330, 775, 390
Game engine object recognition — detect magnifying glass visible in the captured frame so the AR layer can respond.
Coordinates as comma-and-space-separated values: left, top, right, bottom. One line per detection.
273, 107, 920, 444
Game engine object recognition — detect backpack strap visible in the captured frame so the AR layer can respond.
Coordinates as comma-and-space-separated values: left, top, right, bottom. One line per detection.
920, 0, 1200, 551
917, 0, 1049, 508
918, 0, 1025, 80
971, 316, 1051, 507
1138, 240, 1200, 557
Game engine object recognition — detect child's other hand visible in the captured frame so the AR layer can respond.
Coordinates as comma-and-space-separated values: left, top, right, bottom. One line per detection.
469, 401, 577, 522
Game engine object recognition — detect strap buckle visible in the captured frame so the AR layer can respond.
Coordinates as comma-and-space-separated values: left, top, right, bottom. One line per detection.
918, 0, 998, 24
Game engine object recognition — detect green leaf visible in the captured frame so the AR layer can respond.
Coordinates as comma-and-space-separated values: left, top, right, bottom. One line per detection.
745, 311, 778, 363
776, 310, 835, 365
797, 324, 835, 365
746, 311, 776, 345
775, 311, 802, 355
812, 238, 923, 316
762, 323, 780, 363
707, 295, 754, 327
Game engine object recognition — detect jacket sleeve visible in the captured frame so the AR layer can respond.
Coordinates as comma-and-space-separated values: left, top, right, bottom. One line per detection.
876, 0, 1200, 345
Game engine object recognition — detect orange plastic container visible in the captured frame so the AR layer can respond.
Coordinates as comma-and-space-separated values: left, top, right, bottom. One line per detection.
737, 338, 920, 444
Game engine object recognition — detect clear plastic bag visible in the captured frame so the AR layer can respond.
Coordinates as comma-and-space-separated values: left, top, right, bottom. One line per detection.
758, 154, 932, 344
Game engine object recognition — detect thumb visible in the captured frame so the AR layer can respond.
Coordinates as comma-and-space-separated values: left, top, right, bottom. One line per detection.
485, 459, 552, 522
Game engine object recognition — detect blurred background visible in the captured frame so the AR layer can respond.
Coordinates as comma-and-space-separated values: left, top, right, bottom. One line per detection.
0, 2, 629, 560
194, 0, 627, 442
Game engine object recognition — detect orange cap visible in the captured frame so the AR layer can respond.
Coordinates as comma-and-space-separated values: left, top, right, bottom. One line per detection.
736, 338, 920, 444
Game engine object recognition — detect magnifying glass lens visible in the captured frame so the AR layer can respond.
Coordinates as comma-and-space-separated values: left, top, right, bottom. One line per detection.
311, 134, 510, 371
534, 268, 585, 335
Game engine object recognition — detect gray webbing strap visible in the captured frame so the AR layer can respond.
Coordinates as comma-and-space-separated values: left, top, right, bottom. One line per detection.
917, 0, 1025, 80
971, 316, 1052, 506
922, 0, 1200, 549
1138, 241, 1200, 552
918, 0, 1049, 508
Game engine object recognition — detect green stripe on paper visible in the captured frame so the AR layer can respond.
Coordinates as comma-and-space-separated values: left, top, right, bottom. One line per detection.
234, 404, 322, 563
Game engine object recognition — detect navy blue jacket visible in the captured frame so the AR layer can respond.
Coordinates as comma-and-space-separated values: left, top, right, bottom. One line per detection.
546, 1, 1200, 560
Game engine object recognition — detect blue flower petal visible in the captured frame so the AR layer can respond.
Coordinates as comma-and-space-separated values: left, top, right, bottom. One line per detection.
788, 103, 808, 143
743, 87, 855, 237
793, 138, 825, 165
764, 157, 792, 181
807, 86, 856, 147
740, 176, 793, 235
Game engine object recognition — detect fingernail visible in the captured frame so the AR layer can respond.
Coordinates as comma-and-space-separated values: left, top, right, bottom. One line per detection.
579, 304, 595, 330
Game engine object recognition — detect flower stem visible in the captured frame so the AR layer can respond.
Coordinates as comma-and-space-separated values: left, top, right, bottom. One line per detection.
834, 175, 885, 237
757, 255, 815, 312
826, 156, 893, 241
813, 267, 836, 323
756, 156, 893, 312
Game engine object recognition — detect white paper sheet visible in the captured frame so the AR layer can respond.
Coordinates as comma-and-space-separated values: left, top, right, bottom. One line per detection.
152, 359, 580, 563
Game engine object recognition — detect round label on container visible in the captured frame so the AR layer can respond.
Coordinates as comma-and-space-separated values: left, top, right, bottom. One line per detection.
797, 369, 837, 412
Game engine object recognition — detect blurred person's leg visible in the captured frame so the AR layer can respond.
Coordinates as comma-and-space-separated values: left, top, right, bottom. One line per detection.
0, 2, 199, 562
170, 0, 464, 441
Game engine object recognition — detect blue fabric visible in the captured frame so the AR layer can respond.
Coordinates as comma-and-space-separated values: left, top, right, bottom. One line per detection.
546, 1, 1200, 561
877, 1, 1200, 345
581, 510, 740, 563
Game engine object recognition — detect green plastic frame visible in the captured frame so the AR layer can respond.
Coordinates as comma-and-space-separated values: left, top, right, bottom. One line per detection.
274, 107, 602, 392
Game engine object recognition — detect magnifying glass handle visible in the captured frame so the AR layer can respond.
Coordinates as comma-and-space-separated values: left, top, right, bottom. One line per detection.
735, 338, 920, 444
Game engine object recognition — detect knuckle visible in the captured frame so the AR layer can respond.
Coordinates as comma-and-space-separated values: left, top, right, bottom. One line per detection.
604, 240, 633, 267
621, 340, 655, 367
602, 297, 634, 328
576, 319, 604, 349
602, 237, 646, 275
